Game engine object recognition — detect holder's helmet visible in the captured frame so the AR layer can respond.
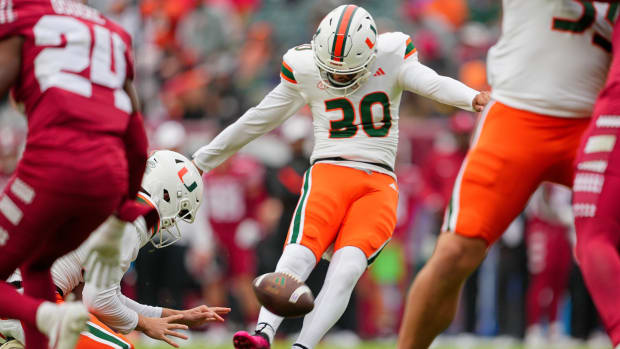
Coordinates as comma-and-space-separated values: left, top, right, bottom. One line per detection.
140, 150, 203, 248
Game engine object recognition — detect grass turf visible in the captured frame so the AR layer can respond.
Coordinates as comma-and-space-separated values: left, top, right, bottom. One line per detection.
134, 341, 594, 349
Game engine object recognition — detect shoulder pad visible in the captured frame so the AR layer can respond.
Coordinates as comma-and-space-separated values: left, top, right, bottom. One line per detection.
281, 44, 315, 85
377, 32, 417, 61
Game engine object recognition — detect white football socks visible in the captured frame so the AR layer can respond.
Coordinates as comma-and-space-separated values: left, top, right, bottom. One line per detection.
295, 246, 367, 348
255, 244, 316, 343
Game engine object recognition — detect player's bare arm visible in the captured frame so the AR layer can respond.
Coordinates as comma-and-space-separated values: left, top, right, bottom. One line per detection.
0, 36, 22, 98
124, 79, 141, 114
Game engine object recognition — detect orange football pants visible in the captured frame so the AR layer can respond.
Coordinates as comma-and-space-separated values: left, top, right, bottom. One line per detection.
55, 294, 134, 349
75, 315, 134, 349
285, 163, 399, 264
442, 101, 590, 244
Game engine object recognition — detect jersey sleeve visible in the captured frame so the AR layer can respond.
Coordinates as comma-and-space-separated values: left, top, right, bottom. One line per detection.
82, 280, 140, 333
280, 59, 298, 85
193, 82, 305, 172
404, 36, 418, 61
398, 60, 478, 112
280, 46, 311, 87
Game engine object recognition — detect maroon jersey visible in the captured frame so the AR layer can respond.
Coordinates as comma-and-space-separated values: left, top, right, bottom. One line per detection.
0, 0, 136, 195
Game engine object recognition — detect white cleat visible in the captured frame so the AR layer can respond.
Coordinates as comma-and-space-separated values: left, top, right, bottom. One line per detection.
36, 302, 89, 349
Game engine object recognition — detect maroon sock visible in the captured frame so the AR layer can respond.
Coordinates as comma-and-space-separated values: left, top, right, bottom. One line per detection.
0, 281, 42, 327
21, 267, 56, 349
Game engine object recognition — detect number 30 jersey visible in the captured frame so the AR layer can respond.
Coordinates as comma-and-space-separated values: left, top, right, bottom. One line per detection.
487, 0, 616, 118
0, 0, 134, 136
193, 32, 478, 175
282, 32, 418, 174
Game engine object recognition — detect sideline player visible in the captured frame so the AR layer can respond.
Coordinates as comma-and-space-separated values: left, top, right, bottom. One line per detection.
573, 2, 620, 347
192, 5, 489, 348
0, 1, 153, 348
397, 0, 617, 348
0, 150, 230, 349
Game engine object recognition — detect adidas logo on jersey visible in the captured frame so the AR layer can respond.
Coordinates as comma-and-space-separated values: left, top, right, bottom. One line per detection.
374, 68, 386, 76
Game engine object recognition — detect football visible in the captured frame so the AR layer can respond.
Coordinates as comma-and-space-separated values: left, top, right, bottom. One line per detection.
252, 272, 314, 318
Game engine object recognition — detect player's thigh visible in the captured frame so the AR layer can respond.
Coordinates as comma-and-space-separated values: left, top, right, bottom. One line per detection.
0, 176, 67, 278
336, 173, 398, 264
545, 117, 590, 186
285, 164, 353, 261
573, 115, 620, 252
78, 316, 134, 349
26, 193, 120, 270
443, 101, 547, 245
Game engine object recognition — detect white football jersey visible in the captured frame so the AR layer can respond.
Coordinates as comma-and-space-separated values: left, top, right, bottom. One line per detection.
487, 0, 616, 117
282, 32, 414, 172
193, 32, 477, 175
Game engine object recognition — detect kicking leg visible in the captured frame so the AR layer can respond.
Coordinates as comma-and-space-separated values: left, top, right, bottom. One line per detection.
233, 244, 316, 348
294, 246, 367, 349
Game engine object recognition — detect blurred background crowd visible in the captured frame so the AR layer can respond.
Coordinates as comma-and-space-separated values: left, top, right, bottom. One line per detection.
0, 0, 610, 347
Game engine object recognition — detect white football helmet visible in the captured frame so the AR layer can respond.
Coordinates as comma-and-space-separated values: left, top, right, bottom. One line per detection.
141, 150, 203, 248
311, 4, 378, 96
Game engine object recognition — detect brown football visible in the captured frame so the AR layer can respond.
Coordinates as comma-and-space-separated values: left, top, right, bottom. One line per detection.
252, 272, 314, 318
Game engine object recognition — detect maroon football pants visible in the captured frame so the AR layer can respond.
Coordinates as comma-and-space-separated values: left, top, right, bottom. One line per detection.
573, 111, 620, 347
0, 174, 123, 349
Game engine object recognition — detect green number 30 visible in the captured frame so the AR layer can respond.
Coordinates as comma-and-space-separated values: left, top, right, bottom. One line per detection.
326, 92, 392, 138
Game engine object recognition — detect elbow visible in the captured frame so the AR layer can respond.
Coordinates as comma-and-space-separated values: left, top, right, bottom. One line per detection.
82, 287, 136, 334
82, 286, 103, 314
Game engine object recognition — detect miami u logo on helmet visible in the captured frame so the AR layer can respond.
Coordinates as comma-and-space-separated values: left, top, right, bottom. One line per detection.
177, 167, 198, 192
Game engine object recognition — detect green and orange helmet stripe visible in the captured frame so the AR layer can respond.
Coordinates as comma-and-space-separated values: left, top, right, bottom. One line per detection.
404, 37, 417, 59
136, 193, 160, 236
281, 61, 297, 84
331, 4, 359, 62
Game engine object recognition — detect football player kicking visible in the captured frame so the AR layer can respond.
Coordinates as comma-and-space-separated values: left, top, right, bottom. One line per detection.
192, 5, 488, 349
573, 1, 620, 348
397, 0, 617, 348
0, 150, 231, 349
0, 1, 156, 349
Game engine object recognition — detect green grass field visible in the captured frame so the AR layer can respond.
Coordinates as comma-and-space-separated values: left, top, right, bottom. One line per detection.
134, 340, 597, 349
134, 345, 592, 349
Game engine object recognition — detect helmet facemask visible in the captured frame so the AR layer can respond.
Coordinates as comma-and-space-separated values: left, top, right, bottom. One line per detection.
148, 186, 180, 249
142, 150, 204, 249
313, 50, 376, 97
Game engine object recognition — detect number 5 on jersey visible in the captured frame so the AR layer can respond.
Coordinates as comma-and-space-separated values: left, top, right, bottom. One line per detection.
327, 92, 392, 138
34, 15, 131, 113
